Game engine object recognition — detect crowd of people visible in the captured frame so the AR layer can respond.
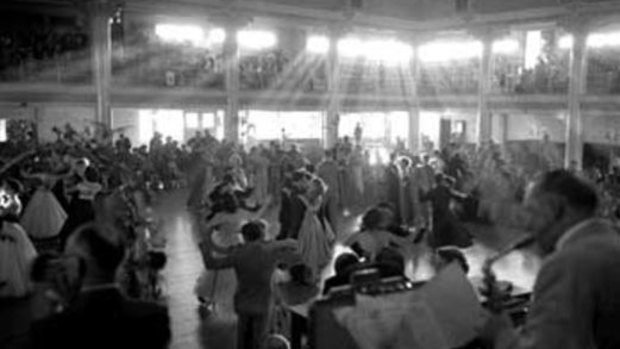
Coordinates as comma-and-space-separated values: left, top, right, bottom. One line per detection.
0, 124, 177, 348
4, 122, 620, 349
184, 131, 511, 348
185, 130, 620, 349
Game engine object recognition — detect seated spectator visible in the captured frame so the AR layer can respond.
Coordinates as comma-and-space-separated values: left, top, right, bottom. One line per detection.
434, 246, 469, 274
375, 202, 411, 238
346, 208, 409, 261
375, 247, 407, 278
277, 170, 311, 240
30, 223, 171, 349
323, 253, 361, 295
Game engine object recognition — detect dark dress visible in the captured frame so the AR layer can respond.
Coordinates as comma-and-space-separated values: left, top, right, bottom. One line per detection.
424, 185, 472, 248
385, 164, 402, 224
52, 179, 69, 212
186, 156, 206, 208
277, 190, 306, 241
58, 180, 100, 247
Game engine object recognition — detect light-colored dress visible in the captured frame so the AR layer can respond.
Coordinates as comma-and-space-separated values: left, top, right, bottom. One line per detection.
21, 175, 67, 239
201, 160, 217, 206
349, 151, 365, 199
194, 210, 253, 303
0, 221, 38, 298
297, 195, 335, 280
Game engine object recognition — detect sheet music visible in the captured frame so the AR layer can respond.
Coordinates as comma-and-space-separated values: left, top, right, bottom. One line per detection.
334, 291, 447, 349
421, 263, 488, 348
332, 263, 487, 349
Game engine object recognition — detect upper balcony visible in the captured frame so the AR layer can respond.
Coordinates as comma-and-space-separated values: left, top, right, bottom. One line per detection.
2, 7, 620, 111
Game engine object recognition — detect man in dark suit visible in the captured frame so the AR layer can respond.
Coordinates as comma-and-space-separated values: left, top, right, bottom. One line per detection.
483, 170, 620, 349
30, 223, 171, 349
201, 220, 299, 349
277, 170, 311, 240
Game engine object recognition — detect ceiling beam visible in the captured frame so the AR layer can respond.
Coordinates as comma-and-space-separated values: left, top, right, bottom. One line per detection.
7, 0, 620, 35
122, 0, 577, 34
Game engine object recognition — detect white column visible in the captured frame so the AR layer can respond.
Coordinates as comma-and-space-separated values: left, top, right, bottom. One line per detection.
565, 24, 588, 169
407, 42, 421, 154
223, 20, 242, 143
477, 31, 494, 146
325, 26, 341, 149
90, 0, 112, 136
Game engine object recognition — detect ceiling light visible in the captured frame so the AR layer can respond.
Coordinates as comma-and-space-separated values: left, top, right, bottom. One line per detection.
558, 35, 573, 50
493, 39, 519, 54
237, 30, 277, 50
418, 40, 482, 62
307, 35, 330, 54
155, 24, 204, 46
207, 28, 226, 45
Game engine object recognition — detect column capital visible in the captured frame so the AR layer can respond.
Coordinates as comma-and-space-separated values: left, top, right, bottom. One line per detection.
208, 12, 253, 31
326, 22, 352, 38
85, 0, 123, 17
467, 25, 510, 42
557, 10, 596, 35
304, 22, 347, 41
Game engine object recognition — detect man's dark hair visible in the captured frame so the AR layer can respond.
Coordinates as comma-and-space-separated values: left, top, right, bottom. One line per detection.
289, 264, 313, 286
375, 202, 395, 213
241, 220, 265, 242
360, 208, 384, 231
436, 246, 469, 274
334, 253, 360, 276
537, 170, 599, 215
291, 169, 311, 183
84, 167, 100, 182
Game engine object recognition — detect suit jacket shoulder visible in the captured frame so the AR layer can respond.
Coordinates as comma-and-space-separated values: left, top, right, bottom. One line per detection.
31, 289, 171, 349
505, 220, 620, 349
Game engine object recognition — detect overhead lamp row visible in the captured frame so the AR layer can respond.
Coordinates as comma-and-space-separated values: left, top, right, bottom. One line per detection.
155, 24, 620, 64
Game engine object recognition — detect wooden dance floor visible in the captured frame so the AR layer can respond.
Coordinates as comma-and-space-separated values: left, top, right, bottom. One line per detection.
159, 190, 541, 349
0, 189, 541, 349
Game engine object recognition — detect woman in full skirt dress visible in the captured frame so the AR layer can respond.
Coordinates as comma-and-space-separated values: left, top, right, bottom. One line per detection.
21, 173, 68, 240
58, 166, 102, 248
195, 189, 274, 312
0, 180, 38, 298
297, 178, 336, 282
0, 221, 38, 298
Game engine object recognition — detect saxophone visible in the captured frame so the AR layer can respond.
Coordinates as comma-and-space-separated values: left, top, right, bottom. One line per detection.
482, 234, 534, 313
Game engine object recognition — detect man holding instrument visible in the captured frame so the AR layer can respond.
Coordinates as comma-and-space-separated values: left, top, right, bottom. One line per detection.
483, 170, 620, 349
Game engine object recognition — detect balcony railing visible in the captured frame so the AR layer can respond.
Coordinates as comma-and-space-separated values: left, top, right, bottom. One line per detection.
418, 62, 479, 95
587, 51, 620, 94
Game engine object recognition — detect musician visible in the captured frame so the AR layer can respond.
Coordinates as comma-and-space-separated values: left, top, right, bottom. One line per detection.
483, 170, 620, 349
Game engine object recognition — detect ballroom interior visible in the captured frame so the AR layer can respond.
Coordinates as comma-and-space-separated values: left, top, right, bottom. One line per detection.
3, 0, 620, 349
